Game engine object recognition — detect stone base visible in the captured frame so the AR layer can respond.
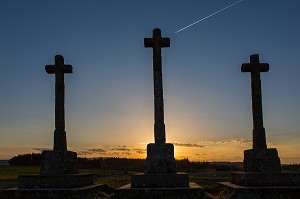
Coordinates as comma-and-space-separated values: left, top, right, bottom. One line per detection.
40, 150, 78, 175
218, 182, 300, 199
131, 172, 189, 188
0, 184, 108, 199
145, 143, 176, 174
114, 182, 204, 199
244, 148, 281, 172
18, 174, 94, 189
230, 172, 300, 187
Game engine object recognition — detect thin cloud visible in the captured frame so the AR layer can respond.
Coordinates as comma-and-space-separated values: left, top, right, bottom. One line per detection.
76, 145, 132, 157
216, 139, 252, 145
173, 142, 205, 148
133, 149, 146, 154
195, 153, 206, 158
88, 148, 107, 153
77, 148, 107, 156
110, 147, 130, 151
109, 151, 131, 156
177, 155, 191, 159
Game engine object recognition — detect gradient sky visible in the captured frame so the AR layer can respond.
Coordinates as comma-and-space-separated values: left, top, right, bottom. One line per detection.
1, 0, 299, 163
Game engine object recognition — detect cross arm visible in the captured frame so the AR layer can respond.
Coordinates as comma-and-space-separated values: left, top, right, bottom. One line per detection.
161, 38, 170, 48
45, 64, 73, 74
64, 65, 73, 73
144, 38, 153, 48
241, 63, 269, 73
45, 65, 55, 74
144, 38, 170, 48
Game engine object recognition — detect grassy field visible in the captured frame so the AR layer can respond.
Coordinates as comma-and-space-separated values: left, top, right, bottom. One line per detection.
0, 165, 229, 197
79, 168, 132, 189
0, 165, 39, 181
189, 176, 229, 195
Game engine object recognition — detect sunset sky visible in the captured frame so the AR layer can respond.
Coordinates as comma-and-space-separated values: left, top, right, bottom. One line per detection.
1, 0, 300, 164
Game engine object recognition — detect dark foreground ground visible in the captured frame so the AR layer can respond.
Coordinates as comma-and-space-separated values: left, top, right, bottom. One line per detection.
0, 165, 235, 198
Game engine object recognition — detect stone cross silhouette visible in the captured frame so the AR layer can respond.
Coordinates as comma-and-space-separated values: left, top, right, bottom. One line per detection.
144, 28, 170, 144
45, 55, 72, 151
241, 54, 269, 150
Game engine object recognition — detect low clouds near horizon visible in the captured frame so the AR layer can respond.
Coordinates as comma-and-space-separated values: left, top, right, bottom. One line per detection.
29, 138, 255, 162
31, 138, 254, 158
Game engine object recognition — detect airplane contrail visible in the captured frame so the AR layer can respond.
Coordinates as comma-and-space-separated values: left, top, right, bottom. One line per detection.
175, 0, 243, 33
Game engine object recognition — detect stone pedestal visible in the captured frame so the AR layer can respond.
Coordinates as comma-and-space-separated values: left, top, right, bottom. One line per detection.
18, 150, 97, 193
218, 148, 300, 199
18, 150, 85, 189
40, 150, 78, 176
117, 143, 204, 198
18, 174, 95, 189
131, 143, 188, 188
145, 143, 176, 174
244, 148, 281, 172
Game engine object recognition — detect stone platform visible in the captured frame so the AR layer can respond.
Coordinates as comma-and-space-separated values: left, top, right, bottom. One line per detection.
218, 182, 300, 199
217, 172, 300, 198
230, 172, 300, 187
0, 184, 108, 199
131, 172, 188, 188
114, 182, 204, 199
18, 174, 95, 189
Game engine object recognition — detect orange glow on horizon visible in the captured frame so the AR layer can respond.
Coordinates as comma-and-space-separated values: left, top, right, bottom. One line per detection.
2, 139, 300, 164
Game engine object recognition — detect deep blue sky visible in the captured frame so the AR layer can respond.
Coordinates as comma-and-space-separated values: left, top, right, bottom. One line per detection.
1, 0, 299, 163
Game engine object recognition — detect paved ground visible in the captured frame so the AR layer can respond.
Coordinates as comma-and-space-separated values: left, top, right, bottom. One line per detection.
0, 181, 18, 189
190, 171, 230, 177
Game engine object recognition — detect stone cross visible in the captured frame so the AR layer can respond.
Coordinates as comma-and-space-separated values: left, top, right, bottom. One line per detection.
45, 55, 72, 151
241, 54, 269, 150
144, 28, 170, 144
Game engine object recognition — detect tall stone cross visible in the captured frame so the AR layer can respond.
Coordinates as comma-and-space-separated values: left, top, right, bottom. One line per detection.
241, 54, 269, 150
144, 28, 170, 144
45, 55, 72, 151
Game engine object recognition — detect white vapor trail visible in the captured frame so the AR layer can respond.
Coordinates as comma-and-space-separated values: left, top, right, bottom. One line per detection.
175, 0, 243, 33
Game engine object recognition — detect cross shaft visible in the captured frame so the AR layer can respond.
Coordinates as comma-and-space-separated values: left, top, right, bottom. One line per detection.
45, 55, 72, 151
242, 54, 269, 150
144, 28, 170, 144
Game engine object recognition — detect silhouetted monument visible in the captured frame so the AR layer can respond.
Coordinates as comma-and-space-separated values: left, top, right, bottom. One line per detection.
241, 54, 281, 173
131, 28, 185, 185
219, 54, 300, 199
142, 28, 177, 175
12, 55, 105, 198
39, 55, 78, 176
114, 28, 203, 198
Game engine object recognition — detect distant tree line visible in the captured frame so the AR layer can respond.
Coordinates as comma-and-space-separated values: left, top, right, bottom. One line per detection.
12, 153, 289, 171
8, 154, 197, 171
77, 157, 145, 172
9, 153, 41, 166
